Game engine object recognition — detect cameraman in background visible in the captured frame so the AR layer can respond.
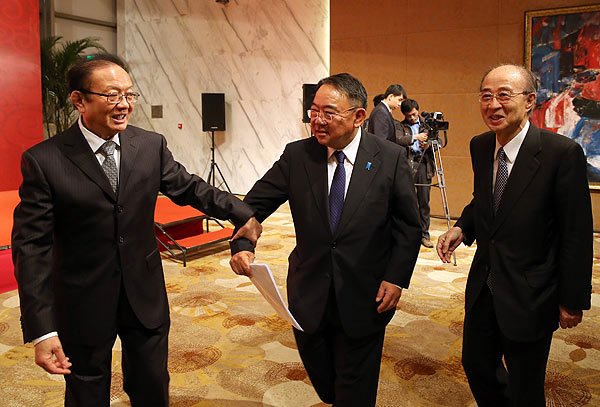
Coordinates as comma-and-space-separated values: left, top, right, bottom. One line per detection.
396, 99, 438, 248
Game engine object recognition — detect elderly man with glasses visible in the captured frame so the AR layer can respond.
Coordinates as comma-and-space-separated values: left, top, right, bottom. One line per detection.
230, 73, 421, 406
12, 53, 262, 406
437, 64, 593, 406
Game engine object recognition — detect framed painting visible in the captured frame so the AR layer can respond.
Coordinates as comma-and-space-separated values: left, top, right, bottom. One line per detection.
525, 5, 600, 189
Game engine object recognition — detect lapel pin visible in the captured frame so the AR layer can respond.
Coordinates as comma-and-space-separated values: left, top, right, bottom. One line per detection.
366, 162, 372, 170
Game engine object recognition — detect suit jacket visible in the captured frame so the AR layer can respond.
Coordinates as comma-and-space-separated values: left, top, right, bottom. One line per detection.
456, 124, 593, 342
396, 118, 437, 179
367, 102, 396, 143
12, 123, 254, 345
231, 131, 421, 338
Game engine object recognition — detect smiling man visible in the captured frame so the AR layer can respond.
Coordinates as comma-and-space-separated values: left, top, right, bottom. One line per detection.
436, 64, 593, 406
12, 53, 261, 406
230, 73, 421, 406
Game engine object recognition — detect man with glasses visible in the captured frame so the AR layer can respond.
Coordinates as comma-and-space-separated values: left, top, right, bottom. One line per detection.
230, 73, 421, 406
436, 64, 593, 406
12, 53, 262, 406
367, 84, 407, 143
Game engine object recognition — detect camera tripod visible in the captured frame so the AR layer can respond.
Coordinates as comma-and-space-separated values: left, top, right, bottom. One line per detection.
206, 130, 231, 193
413, 132, 456, 266
204, 130, 231, 233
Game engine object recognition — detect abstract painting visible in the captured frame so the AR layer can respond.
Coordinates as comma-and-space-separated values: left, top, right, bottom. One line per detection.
525, 5, 600, 188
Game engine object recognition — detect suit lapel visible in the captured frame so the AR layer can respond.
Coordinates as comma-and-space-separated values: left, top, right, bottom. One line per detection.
477, 133, 496, 222
335, 133, 380, 236
303, 137, 330, 231
118, 127, 139, 198
57, 124, 117, 201
491, 125, 541, 234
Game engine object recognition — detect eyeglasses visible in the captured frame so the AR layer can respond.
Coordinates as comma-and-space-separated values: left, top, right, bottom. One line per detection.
80, 90, 140, 104
308, 106, 359, 122
478, 91, 531, 104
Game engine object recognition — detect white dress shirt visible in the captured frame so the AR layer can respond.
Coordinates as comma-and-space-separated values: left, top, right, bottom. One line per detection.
79, 116, 121, 178
493, 121, 529, 189
326, 127, 361, 195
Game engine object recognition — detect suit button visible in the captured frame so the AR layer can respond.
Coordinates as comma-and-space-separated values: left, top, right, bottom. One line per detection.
119, 236, 124, 244
117, 205, 123, 213
332, 242, 336, 249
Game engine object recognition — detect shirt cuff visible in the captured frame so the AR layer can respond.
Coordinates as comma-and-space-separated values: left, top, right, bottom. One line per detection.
32, 331, 58, 346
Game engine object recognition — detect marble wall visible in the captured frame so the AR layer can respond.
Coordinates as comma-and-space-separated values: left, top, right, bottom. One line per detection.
117, 0, 329, 193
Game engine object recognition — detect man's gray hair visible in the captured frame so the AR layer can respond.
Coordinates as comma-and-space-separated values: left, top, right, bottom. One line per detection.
479, 63, 538, 93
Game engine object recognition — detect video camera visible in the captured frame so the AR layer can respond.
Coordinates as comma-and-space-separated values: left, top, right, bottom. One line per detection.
421, 111, 449, 133
421, 111, 449, 147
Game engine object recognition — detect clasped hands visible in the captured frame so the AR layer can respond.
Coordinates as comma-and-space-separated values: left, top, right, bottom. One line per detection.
229, 216, 261, 277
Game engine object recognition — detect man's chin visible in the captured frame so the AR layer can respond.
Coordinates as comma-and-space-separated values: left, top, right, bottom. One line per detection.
111, 122, 129, 133
314, 134, 329, 145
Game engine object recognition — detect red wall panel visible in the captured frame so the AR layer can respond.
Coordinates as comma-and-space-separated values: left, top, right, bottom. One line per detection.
0, 0, 43, 191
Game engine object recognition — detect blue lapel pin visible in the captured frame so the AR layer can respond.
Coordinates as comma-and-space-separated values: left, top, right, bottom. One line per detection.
366, 162, 372, 170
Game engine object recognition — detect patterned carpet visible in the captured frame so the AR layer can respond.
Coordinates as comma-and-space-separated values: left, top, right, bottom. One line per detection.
0, 203, 599, 406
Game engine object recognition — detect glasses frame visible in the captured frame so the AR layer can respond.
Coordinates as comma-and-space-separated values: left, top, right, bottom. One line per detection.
307, 106, 359, 122
478, 91, 532, 104
80, 89, 140, 104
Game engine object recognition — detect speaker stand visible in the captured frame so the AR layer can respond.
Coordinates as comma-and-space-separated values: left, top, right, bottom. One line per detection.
207, 130, 232, 194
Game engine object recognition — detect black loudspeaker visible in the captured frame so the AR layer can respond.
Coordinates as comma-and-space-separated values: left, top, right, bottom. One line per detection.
302, 84, 317, 123
202, 93, 226, 131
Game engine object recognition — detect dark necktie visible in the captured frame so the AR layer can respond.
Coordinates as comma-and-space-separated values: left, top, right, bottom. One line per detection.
99, 141, 118, 192
329, 151, 346, 232
488, 147, 508, 293
493, 147, 508, 214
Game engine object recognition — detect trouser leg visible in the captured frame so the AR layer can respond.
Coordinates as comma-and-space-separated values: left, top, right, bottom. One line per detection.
413, 159, 431, 239
462, 285, 508, 407
293, 287, 385, 407
62, 336, 115, 407
117, 288, 170, 407
502, 332, 552, 407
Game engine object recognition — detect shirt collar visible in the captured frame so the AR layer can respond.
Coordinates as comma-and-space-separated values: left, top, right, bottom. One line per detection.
381, 100, 392, 113
78, 116, 121, 153
495, 120, 529, 163
327, 127, 361, 165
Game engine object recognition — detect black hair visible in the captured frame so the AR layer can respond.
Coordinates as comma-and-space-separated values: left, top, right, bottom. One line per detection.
383, 84, 407, 99
373, 94, 384, 107
315, 73, 368, 109
401, 98, 419, 114
67, 53, 130, 93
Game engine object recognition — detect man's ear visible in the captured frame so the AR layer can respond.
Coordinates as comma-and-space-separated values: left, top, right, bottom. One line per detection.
353, 108, 367, 128
71, 91, 86, 113
525, 92, 536, 113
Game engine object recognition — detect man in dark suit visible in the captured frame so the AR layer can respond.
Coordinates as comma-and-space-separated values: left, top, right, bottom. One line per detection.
396, 99, 437, 248
367, 84, 406, 142
229, 73, 421, 406
437, 64, 593, 406
11, 54, 261, 406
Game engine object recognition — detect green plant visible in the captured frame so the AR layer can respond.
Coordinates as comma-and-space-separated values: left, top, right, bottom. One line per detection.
40, 36, 106, 137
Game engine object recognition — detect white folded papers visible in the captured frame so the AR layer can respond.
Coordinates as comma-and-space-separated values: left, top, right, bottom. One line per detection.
249, 263, 303, 331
